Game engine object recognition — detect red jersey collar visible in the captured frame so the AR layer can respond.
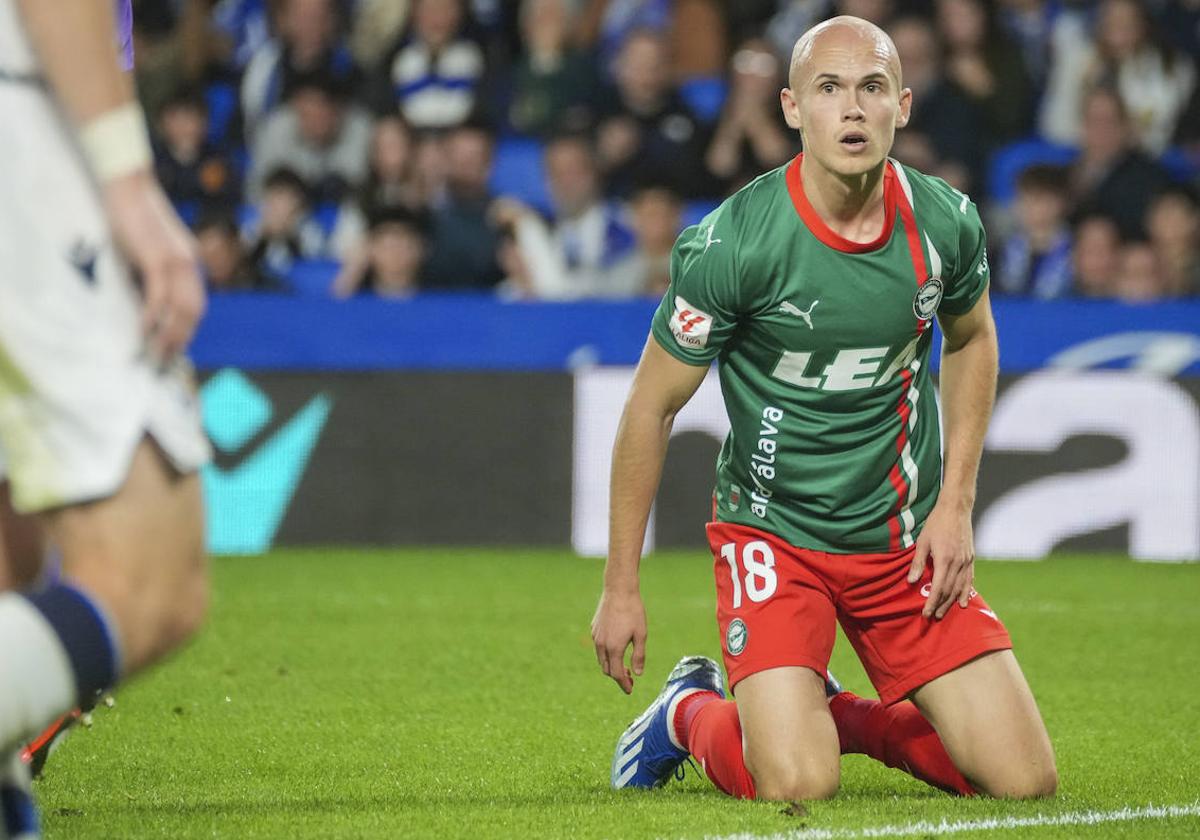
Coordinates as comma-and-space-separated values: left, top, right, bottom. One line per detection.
785, 153, 898, 253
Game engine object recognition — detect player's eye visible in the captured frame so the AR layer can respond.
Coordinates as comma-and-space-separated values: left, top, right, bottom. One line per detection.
820, 83, 836, 94
864, 82, 882, 93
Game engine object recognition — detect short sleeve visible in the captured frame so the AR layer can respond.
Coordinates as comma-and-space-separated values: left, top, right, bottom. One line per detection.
937, 199, 990, 316
650, 213, 741, 365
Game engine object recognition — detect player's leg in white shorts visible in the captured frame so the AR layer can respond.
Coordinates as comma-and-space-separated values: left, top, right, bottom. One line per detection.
0, 446, 48, 591
0, 78, 211, 754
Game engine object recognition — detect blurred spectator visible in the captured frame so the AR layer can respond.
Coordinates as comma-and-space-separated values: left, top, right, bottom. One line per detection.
423, 122, 504, 290
210, 0, 272, 73
935, 0, 1034, 143
1158, 0, 1200, 58
576, 0, 672, 74
359, 206, 431, 298
154, 87, 240, 210
596, 28, 712, 198
1071, 86, 1171, 239
492, 133, 636, 299
507, 0, 599, 137
495, 229, 535, 298
997, 0, 1061, 87
350, 0, 412, 69
241, 0, 360, 143
670, 0, 727, 80
250, 70, 372, 202
1176, 78, 1200, 154
997, 165, 1074, 299
1072, 214, 1122, 297
246, 167, 326, 277
1041, 0, 1196, 153
1147, 187, 1200, 296
1112, 240, 1170, 301
196, 212, 286, 292
608, 182, 683, 296
706, 38, 795, 193
328, 114, 422, 258
376, 0, 486, 131
764, 0, 894, 59
131, 0, 212, 123
890, 16, 985, 191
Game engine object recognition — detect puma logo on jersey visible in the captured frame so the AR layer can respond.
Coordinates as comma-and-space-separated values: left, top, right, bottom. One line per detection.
703, 225, 722, 252
779, 300, 819, 329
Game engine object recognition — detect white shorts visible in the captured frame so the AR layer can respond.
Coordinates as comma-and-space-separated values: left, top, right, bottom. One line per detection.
0, 81, 210, 513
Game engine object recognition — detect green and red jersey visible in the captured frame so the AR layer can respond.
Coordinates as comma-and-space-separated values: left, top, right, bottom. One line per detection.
650, 154, 990, 553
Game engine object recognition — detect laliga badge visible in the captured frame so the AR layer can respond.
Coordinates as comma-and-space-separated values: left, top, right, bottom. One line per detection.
913, 277, 944, 322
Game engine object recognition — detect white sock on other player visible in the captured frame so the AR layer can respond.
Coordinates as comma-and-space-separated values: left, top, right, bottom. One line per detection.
0, 594, 76, 753
0, 581, 120, 756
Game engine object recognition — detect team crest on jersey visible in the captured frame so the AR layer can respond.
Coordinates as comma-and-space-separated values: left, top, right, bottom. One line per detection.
670, 296, 712, 349
726, 618, 747, 656
913, 277, 944, 321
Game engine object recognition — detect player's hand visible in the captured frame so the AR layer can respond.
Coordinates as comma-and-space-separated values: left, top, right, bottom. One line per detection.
591, 587, 647, 694
907, 499, 975, 620
101, 170, 206, 362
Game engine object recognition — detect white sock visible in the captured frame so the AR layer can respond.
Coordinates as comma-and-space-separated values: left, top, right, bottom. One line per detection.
0, 593, 76, 753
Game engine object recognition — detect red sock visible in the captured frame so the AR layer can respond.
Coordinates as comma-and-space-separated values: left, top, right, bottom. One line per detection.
829, 692, 975, 796
673, 693, 756, 799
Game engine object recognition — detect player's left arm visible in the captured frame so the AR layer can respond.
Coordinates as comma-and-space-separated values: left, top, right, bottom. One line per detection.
910, 291, 998, 619
908, 194, 998, 620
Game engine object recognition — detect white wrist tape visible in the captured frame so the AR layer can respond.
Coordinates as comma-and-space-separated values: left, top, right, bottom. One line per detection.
79, 102, 152, 182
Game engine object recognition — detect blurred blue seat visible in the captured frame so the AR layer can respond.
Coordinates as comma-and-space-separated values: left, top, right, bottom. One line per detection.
986, 137, 1078, 205
682, 199, 719, 228
490, 136, 552, 214
285, 258, 339, 297
204, 82, 239, 147
1160, 146, 1200, 184
679, 76, 728, 123
312, 201, 341, 237
174, 200, 200, 227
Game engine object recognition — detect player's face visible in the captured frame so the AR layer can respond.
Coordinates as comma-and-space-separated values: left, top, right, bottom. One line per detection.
781, 27, 911, 179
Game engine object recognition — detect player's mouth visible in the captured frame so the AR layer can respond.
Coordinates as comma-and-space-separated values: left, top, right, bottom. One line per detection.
839, 132, 869, 152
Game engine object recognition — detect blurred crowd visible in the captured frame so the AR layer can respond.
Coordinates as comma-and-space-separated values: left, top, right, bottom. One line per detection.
136, 0, 1200, 302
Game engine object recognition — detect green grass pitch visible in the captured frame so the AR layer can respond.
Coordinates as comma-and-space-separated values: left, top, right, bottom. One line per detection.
34, 549, 1200, 838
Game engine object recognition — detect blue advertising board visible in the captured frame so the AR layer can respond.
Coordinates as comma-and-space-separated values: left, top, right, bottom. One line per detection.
192, 295, 1200, 374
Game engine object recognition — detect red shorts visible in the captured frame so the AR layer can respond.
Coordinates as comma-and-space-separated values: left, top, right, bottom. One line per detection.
707, 521, 1012, 705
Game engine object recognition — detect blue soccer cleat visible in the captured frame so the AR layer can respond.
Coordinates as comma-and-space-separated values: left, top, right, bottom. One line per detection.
611, 655, 725, 790
825, 669, 843, 699
1, 751, 40, 840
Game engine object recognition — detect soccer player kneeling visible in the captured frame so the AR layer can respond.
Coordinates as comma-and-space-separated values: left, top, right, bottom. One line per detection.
592, 16, 1056, 802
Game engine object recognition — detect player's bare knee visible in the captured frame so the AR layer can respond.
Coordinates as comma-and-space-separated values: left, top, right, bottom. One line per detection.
975, 760, 1058, 799
754, 766, 840, 801
746, 749, 840, 801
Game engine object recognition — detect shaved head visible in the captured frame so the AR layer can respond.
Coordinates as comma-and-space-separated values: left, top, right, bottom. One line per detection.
788, 15, 902, 91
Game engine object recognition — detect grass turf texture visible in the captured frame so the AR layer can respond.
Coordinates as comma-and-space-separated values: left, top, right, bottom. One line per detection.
35, 550, 1199, 839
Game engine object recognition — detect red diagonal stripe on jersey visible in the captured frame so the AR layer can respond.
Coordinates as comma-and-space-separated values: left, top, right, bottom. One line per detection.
896, 180, 931, 335
886, 367, 916, 551
885, 179, 929, 548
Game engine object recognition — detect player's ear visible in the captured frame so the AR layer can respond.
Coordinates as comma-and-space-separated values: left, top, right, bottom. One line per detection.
896, 87, 913, 129
781, 87, 803, 130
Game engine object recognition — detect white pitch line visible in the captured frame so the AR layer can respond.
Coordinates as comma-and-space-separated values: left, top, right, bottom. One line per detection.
695, 802, 1200, 840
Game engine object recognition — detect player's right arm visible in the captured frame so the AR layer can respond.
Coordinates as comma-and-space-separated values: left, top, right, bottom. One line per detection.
16, 0, 205, 361
592, 341, 709, 694
592, 213, 742, 694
